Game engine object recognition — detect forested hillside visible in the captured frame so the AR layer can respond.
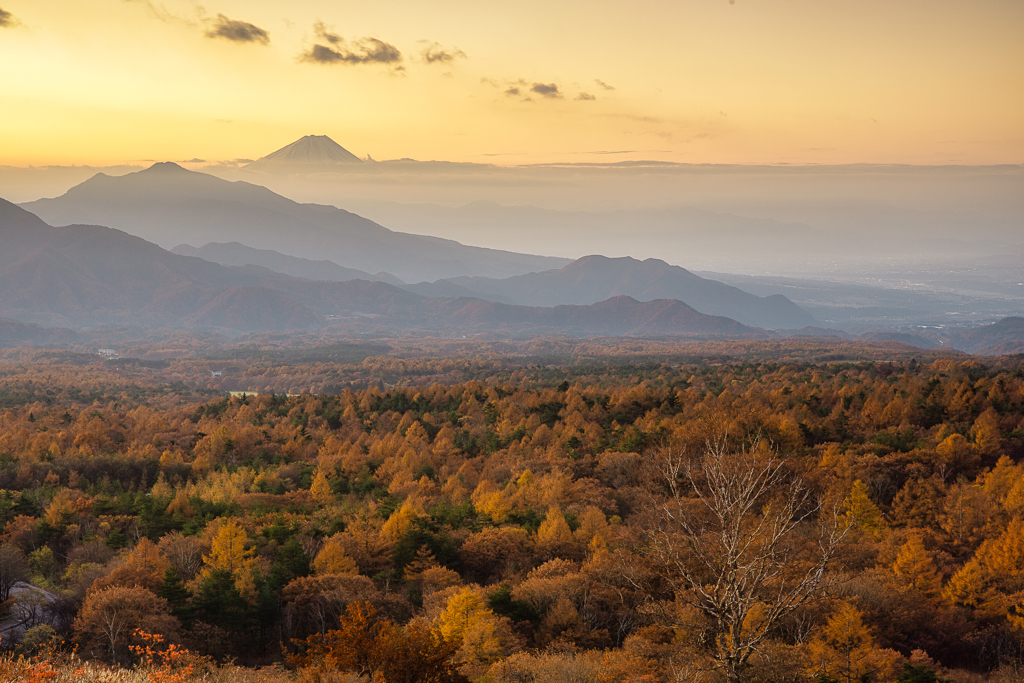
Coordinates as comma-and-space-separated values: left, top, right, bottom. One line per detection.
1, 348, 1024, 683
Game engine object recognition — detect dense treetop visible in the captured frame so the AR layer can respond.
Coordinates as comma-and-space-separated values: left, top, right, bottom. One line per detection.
1, 343, 1023, 682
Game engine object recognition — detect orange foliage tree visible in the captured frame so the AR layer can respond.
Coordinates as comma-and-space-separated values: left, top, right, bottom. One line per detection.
290, 601, 467, 683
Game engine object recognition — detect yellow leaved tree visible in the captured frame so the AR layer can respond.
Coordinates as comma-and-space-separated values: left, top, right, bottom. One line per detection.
203, 519, 254, 575
806, 602, 903, 683
944, 517, 1024, 622
438, 586, 505, 675
537, 507, 572, 544
314, 535, 359, 576
892, 535, 942, 596
472, 479, 513, 524
380, 501, 420, 543
943, 558, 986, 608
310, 469, 334, 505
843, 480, 884, 536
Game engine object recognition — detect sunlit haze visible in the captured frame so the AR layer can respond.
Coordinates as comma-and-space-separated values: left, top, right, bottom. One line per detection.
1, 0, 1022, 166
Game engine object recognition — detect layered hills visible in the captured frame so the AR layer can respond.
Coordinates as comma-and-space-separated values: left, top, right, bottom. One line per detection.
20, 163, 568, 283
0, 200, 768, 338
0, 199, 322, 331
433, 295, 763, 337
171, 242, 403, 286
172, 242, 817, 329
436, 255, 818, 330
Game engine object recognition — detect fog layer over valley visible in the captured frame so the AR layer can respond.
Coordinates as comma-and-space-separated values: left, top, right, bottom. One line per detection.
2, 136, 1022, 351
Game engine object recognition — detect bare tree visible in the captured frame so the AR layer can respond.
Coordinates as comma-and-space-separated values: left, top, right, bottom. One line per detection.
647, 437, 848, 683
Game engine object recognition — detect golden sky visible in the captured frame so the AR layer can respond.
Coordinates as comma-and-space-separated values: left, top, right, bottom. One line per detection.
1, 0, 1022, 166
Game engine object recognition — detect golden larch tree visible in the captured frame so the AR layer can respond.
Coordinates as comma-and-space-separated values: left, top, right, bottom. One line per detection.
314, 535, 359, 576
892, 535, 942, 596
843, 480, 884, 535
203, 519, 254, 575
438, 587, 504, 672
537, 507, 572, 544
807, 602, 901, 683
311, 468, 334, 505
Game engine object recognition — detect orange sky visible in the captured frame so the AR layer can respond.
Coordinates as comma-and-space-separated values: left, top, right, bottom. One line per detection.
1, 0, 1022, 166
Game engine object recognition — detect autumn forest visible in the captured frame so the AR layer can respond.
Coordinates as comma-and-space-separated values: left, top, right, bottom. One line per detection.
2, 340, 1024, 683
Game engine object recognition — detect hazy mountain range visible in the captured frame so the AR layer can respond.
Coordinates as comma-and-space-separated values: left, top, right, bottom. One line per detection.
3, 142, 1022, 352
173, 241, 818, 330
170, 242, 403, 286
437, 255, 817, 330
0, 198, 772, 338
20, 162, 568, 283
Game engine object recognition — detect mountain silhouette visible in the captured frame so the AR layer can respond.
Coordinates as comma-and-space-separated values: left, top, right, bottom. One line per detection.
435, 295, 767, 337
21, 163, 569, 283
1, 200, 775, 338
250, 134, 363, 165
442, 255, 818, 330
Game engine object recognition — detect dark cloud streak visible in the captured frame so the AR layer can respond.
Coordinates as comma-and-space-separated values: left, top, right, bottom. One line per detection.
531, 83, 561, 98
0, 7, 16, 27
206, 14, 270, 44
420, 42, 466, 64
576, 92, 596, 101
595, 79, 615, 91
301, 23, 402, 66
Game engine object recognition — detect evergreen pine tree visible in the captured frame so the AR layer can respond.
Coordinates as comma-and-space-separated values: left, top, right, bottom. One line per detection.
157, 566, 194, 627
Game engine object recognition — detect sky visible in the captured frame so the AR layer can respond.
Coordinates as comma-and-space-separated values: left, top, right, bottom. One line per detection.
1, 0, 1022, 167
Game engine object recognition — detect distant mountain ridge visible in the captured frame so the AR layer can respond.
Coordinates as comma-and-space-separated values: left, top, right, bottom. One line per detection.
0, 198, 319, 331
0, 199, 770, 338
434, 295, 767, 337
441, 255, 818, 330
5, 199, 1024, 348
171, 242, 404, 286
20, 163, 569, 283
169, 243, 814, 328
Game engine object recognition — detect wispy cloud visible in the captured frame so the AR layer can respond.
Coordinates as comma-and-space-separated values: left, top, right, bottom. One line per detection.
122, 0, 198, 27
313, 21, 342, 45
530, 83, 561, 98
498, 79, 566, 102
595, 79, 615, 91
206, 14, 270, 44
300, 22, 402, 66
576, 92, 596, 101
0, 7, 18, 27
419, 41, 466, 64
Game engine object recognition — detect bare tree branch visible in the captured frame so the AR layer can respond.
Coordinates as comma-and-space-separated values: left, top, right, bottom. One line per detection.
646, 436, 850, 683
